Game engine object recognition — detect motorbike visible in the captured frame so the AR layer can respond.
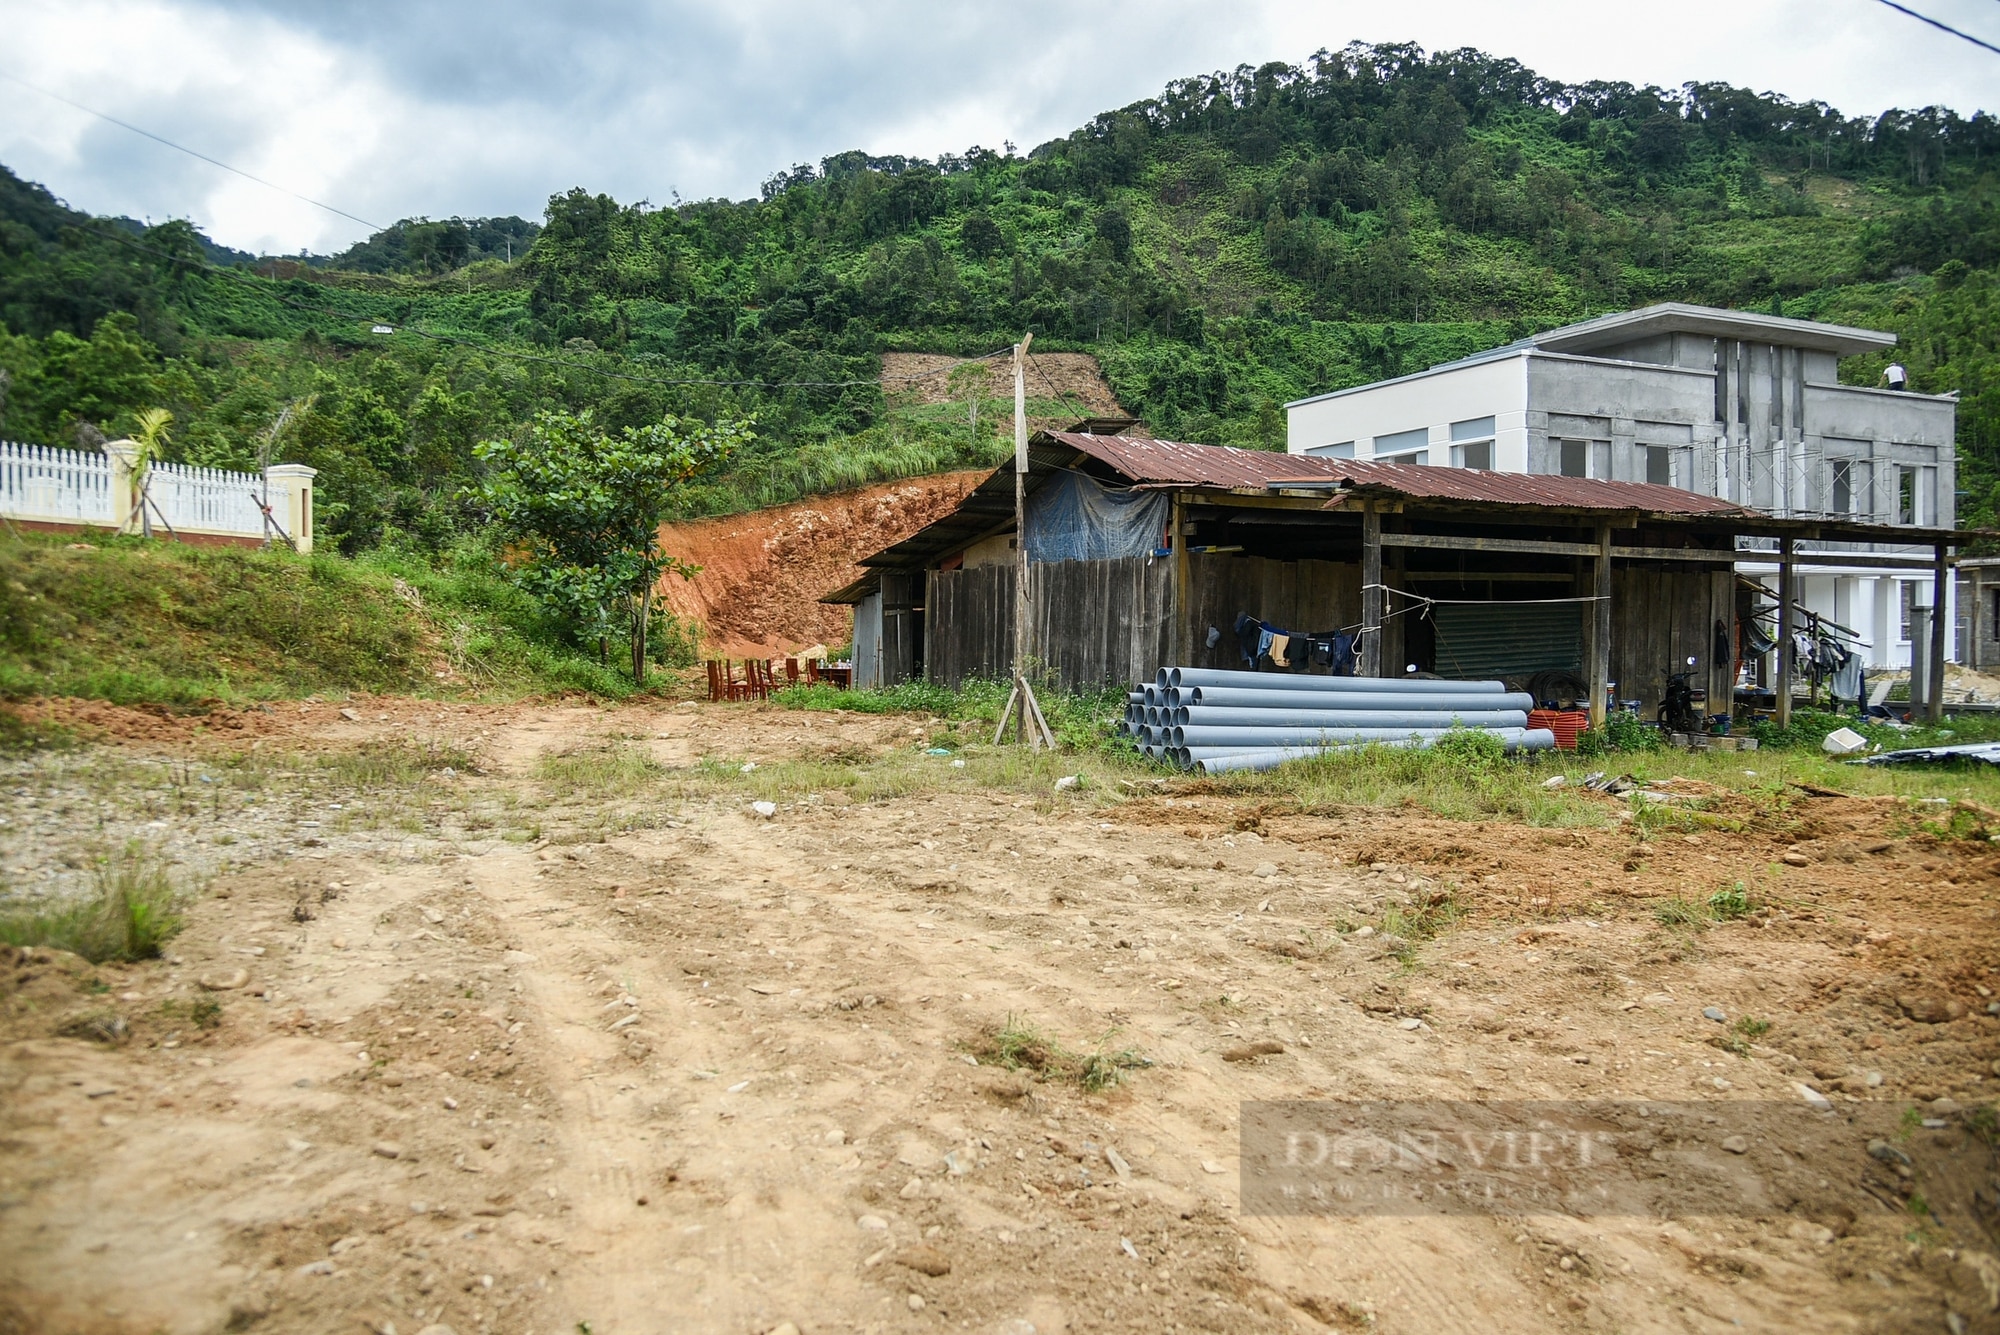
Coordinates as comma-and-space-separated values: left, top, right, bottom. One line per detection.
1657, 663, 1706, 735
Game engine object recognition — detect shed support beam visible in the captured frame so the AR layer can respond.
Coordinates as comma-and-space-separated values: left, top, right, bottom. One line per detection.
1776, 536, 1794, 729
1172, 492, 1190, 668
1930, 543, 1949, 723
1361, 504, 1382, 677
1590, 521, 1612, 731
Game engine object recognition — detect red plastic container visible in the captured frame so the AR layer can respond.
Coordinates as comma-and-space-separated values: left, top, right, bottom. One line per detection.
1529, 708, 1589, 750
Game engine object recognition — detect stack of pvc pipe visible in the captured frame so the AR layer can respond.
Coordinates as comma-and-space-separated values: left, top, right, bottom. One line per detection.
1119, 667, 1556, 773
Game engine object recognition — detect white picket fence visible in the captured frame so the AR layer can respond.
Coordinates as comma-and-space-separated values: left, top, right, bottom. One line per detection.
0, 439, 270, 537
148, 460, 267, 535
0, 441, 113, 524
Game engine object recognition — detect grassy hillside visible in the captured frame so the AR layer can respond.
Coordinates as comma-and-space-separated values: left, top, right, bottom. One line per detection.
0, 40, 1995, 555
0, 533, 654, 705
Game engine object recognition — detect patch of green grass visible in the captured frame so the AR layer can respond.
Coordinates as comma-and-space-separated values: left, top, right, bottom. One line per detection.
0, 708, 73, 756
1652, 896, 1709, 928
536, 740, 665, 796
0, 847, 185, 963
315, 737, 477, 786
770, 676, 1127, 753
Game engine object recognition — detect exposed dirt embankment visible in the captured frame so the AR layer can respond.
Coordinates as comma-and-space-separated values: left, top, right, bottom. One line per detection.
883, 351, 1135, 428
656, 473, 984, 657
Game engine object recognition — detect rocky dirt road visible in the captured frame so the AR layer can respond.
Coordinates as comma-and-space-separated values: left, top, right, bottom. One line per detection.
2, 697, 1998, 1335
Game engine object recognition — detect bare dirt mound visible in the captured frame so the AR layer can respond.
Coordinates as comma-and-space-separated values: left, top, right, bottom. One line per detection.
656, 473, 984, 658
883, 351, 1133, 424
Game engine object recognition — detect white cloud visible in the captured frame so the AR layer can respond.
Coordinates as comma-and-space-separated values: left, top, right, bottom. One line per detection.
1, 0, 1993, 255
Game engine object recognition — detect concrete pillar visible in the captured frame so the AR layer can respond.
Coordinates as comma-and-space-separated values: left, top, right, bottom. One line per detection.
266, 464, 317, 553
104, 439, 140, 534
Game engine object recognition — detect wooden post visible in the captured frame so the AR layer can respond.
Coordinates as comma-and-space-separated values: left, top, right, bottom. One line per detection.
1929, 542, 1949, 723
1360, 503, 1382, 677
1590, 521, 1612, 730
1172, 491, 1191, 668
1971, 567, 1983, 673
1776, 536, 1794, 728
1012, 332, 1034, 743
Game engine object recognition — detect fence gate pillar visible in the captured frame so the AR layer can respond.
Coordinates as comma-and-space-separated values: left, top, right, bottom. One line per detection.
266, 465, 317, 552
103, 440, 140, 534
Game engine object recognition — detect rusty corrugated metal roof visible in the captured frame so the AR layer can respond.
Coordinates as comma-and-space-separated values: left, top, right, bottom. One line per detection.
1040, 431, 1349, 488
1045, 431, 1752, 517
1316, 459, 1753, 516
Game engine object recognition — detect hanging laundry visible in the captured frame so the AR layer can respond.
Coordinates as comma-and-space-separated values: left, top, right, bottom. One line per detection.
1234, 613, 1262, 665
1741, 619, 1776, 657
1830, 647, 1864, 702
1269, 633, 1292, 668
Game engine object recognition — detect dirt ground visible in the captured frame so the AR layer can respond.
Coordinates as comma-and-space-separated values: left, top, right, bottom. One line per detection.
3, 696, 1999, 1335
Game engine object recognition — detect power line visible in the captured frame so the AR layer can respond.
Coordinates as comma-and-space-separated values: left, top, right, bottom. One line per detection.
81, 218, 1013, 392
1872, 0, 2000, 55
0, 67, 389, 233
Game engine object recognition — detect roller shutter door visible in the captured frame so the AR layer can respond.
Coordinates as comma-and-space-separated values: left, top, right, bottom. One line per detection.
1430, 602, 1582, 679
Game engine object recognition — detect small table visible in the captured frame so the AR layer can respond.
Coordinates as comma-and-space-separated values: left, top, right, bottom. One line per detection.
820, 666, 852, 689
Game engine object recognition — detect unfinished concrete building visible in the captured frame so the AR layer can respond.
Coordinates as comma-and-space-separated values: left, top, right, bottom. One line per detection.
1285, 303, 1959, 676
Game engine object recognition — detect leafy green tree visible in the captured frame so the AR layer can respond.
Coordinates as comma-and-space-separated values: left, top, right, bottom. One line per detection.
473, 409, 752, 682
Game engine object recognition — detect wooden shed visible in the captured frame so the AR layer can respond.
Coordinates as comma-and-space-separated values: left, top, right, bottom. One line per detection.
825, 430, 1963, 724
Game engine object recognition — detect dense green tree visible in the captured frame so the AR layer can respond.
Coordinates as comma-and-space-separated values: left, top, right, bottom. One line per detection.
471, 409, 752, 682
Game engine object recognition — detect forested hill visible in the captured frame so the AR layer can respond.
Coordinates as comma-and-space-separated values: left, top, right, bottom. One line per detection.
2, 41, 1997, 554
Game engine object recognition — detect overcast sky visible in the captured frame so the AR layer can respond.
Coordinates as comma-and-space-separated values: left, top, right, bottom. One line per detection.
2, 0, 1995, 256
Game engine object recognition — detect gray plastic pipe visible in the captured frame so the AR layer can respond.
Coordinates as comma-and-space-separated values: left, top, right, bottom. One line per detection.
1173, 708, 1529, 731
1160, 667, 1505, 692
1185, 728, 1557, 772
1177, 728, 1545, 763
1171, 723, 1531, 748
1174, 687, 1528, 712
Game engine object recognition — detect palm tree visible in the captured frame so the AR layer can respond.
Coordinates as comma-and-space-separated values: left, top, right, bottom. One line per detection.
128, 408, 172, 537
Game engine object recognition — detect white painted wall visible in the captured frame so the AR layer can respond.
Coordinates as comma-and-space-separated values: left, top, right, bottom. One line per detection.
1285, 353, 1530, 469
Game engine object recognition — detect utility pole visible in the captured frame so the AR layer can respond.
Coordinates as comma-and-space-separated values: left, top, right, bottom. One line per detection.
994, 333, 1054, 750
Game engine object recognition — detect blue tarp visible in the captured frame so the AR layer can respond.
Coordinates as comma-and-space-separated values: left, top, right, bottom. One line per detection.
1021, 470, 1170, 564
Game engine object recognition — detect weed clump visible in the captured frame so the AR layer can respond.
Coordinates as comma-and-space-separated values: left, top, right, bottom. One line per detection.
0, 848, 185, 963
971, 1014, 1150, 1092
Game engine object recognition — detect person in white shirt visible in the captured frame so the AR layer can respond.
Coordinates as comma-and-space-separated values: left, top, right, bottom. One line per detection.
1884, 362, 1909, 391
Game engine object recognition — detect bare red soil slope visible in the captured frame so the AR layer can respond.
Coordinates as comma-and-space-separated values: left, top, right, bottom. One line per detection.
654, 472, 984, 657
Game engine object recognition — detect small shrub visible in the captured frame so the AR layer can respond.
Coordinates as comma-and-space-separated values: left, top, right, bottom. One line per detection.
1578, 712, 1665, 756
1707, 884, 1754, 919
1429, 728, 1505, 772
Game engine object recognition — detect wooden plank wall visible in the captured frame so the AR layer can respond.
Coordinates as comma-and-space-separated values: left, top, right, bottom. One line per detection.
879, 571, 920, 686
1610, 565, 1735, 712
1178, 553, 1366, 672
1029, 557, 1174, 688
928, 565, 1016, 687
930, 553, 1727, 708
